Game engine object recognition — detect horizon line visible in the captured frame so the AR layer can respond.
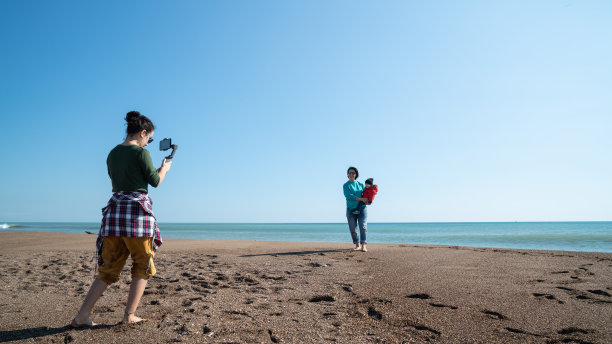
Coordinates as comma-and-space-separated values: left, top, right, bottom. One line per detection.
4, 220, 612, 224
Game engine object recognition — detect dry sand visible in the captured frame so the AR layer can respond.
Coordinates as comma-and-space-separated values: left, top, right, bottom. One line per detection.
0, 231, 611, 343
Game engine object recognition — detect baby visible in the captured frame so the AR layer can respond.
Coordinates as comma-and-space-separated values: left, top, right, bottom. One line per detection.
352, 178, 378, 215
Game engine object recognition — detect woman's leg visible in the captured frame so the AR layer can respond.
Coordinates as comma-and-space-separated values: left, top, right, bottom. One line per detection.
123, 277, 148, 323
73, 237, 128, 326
346, 208, 360, 249
73, 279, 108, 326
122, 237, 156, 323
357, 206, 368, 249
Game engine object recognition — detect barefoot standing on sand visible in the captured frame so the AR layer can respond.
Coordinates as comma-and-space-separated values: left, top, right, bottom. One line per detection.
71, 111, 172, 327
343, 166, 369, 252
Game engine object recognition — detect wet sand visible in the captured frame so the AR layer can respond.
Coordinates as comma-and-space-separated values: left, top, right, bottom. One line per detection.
0, 231, 611, 343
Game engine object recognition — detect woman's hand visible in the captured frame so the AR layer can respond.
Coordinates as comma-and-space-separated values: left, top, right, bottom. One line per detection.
160, 158, 172, 173
157, 159, 172, 185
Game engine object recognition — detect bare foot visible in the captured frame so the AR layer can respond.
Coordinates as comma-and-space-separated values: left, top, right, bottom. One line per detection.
361, 244, 367, 252
122, 313, 145, 324
71, 316, 97, 328
352, 244, 361, 251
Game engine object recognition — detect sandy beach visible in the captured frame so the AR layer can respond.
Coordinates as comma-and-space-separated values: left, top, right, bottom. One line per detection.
0, 231, 610, 343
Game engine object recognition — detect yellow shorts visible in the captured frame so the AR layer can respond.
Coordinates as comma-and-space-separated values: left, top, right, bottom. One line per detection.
97, 237, 156, 284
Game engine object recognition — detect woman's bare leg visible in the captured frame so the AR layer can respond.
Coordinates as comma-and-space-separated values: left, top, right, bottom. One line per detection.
122, 277, 148, 323
73, 279, 108, 326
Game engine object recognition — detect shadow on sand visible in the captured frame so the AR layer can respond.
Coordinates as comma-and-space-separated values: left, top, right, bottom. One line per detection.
0, 324, 114, 343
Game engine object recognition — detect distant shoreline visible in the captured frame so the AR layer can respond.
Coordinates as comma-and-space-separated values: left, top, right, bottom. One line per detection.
2, 221, 612, 253
0, 230, 610, 254
3, 220, 612, 224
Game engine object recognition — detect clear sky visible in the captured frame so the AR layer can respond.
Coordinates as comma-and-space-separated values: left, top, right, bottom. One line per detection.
1, 1, 611, 223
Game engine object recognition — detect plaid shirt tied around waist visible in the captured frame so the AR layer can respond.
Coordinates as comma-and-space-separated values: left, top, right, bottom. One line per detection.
96, 192, 163, 257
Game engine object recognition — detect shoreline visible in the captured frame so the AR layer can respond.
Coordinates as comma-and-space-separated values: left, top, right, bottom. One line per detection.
1, 231, 611, 343
0, 230, 610, 254
2, 221, 611, 254
4, 220, 612, 224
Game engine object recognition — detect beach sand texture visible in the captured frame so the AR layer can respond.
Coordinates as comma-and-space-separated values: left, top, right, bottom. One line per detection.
0, 232, 611, 343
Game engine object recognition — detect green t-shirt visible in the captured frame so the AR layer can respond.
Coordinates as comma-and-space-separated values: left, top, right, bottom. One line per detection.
107, 145, 160, 193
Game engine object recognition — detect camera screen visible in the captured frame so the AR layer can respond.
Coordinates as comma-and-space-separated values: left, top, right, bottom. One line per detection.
160, 138, 172, 151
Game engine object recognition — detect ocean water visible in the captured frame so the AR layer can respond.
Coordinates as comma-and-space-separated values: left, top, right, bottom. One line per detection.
2, 222, 611, 253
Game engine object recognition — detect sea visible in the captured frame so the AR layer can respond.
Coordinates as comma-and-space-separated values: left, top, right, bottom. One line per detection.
1, 222, 611, 253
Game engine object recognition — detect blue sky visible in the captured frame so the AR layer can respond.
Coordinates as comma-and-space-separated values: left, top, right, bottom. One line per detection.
1, 1, 611, 223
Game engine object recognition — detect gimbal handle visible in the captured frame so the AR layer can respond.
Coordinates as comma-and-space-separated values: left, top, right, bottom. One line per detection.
165, 145, 178, 160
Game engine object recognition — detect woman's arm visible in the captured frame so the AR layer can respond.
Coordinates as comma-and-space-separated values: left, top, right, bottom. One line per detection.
344, 184, 366, 202
141, 149, 162, 187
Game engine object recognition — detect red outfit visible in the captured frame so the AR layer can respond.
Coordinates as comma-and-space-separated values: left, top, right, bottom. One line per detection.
362, 185, 378, 204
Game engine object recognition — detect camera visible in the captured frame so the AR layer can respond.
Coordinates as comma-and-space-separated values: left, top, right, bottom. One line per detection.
160, 138, 178, 160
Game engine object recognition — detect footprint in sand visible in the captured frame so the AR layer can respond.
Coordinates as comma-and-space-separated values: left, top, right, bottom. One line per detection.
372, 298, 392, 304
215, 273, 229, 281
558, 327, 590, 335
341, 285, 354, 293
576, 295, 612, 304
557, 286, 612, 304
407, 293, 431, 299
407, 322, 441, 336
268, 329, 280, 343
533, 293, 564, 304
505, 327, 525, 334
505, 327, 542, 337
482, 310, 506, 320
587, 289, 611, 297
557, 286, 574, 292
367, 306, 382, 320
261, 274, 285, 281
309, 295, 335, 302
202, 325, 213, 335
429, 303, 458, 309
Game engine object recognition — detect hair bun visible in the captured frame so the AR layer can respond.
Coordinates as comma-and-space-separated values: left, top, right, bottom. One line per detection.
124, 110, 155, 135
125, 111, 141, 123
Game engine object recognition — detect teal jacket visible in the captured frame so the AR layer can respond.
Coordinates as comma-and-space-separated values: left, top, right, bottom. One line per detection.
343, 180, 364, 210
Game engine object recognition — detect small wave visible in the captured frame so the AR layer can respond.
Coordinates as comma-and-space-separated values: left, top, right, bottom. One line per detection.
0, 224, 26, 229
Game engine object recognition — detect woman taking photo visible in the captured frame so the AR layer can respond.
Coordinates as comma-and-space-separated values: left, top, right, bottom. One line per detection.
343, 166, 369, 252
71, 111, 172, 327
